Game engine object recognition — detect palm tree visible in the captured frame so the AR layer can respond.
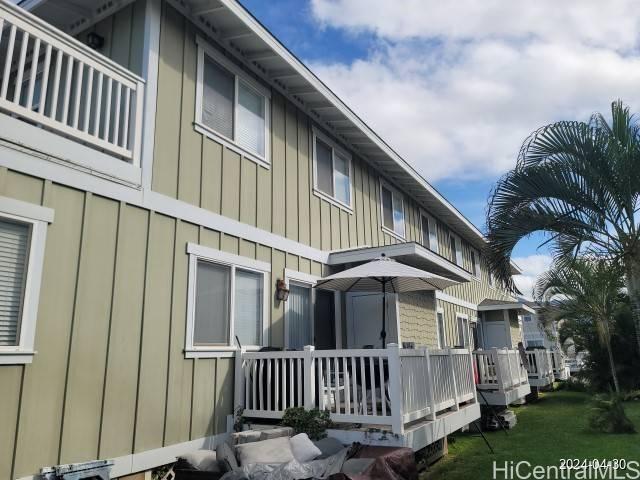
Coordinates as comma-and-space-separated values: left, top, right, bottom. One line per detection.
485, 100, 640, 353
535, 258, 623, 393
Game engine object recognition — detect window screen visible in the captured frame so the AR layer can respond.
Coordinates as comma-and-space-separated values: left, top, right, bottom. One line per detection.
194, 261, 230, 345
234, 269, 263, 346
287, 283, 312, 349
315, 138, 334, 197
382, 186, 394, 231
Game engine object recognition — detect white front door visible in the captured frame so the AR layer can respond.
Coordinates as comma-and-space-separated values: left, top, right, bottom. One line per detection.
346, 292, 398, 348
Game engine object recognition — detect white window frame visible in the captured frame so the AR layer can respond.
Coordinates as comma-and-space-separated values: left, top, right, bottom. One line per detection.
456, 312, 470, 348
449, 232, 463, 267
284, 269, 320, 349
311, 127, 353, 212
436, 308, 446, 349
195, 36, 271, 169
185, 242, 270, 358
0, 197, 54, 365
470, 248, 480, 278
420, 210, 439, 253
380, 180, 406, 239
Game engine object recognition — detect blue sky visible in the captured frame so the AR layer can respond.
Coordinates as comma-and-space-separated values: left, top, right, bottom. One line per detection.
240, 0, 640, 296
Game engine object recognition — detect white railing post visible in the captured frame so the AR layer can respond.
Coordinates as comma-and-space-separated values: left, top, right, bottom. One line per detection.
469, 348, 478, 403
386, 343, 404, 435
505, 350, 514, 389
303, 345, 315, 410
448, 348, 460, 411
131, 80, 145, 166
492, 348, 505, 393
234, 347, 247, 412
424, 348, 437, 420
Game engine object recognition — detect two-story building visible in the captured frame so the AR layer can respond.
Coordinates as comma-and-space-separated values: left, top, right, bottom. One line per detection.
0, 0, 530, 478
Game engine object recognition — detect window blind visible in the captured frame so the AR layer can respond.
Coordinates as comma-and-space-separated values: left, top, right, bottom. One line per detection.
202, 57, 234, 139
236, 81, 265, 157
234, 269, 262, 346
194, 261, 230, 345
0, 220, 30, 346
287, 284, 311, 349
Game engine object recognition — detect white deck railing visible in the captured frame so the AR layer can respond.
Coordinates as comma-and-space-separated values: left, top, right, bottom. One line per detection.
474, 348, 529, 393
525, 349, 555, 384
234, 344, 476, 435
0, 0, 144, 163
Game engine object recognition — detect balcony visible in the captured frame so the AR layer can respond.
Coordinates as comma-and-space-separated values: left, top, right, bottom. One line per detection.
0, 0, 144, 179
234, 345, 480, 451
474, 348, 531, 406
525, 349, 555, 387
550, 350, 570, 381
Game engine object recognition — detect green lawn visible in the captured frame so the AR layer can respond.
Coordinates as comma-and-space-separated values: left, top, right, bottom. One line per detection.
424, 390, 640, 479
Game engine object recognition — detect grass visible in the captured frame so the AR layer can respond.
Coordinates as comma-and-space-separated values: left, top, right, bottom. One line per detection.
423, 390, 640, 479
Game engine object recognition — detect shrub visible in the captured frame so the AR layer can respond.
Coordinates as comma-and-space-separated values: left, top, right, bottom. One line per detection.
281, 407, 332, 440
623, 390, 640, 401
560, 377, 590, 392
588, 394, 636, 434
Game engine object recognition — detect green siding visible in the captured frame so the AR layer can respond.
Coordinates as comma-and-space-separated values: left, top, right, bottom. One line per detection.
1, 170, 320, 479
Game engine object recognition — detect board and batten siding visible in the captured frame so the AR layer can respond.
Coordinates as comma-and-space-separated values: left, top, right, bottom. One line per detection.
0, 168, 321, 480
151, 2, 430, 255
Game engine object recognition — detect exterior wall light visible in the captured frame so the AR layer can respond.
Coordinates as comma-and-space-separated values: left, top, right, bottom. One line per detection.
276, 279, 289, 301
87, 32, 105, 50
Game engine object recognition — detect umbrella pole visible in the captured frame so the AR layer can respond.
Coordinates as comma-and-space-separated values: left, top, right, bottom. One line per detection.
381, 279, 387, 349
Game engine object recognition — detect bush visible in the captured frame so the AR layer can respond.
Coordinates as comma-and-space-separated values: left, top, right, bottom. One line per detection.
281, 407, 332, 440
623, 390, 640, 401
588, 394, 636, 434
559, 377, 590, 392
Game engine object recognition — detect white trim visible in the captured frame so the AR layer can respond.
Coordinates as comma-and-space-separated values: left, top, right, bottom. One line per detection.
195, 36, 271, 168
140, 0, 161, 190
284, 268, 321, 285
11, 432, 229, 480
0, 206, 51, 363
435, 291, 477, 311
311, 126, 354, 212
185, 243, 270, 355
186, 242, 271, 272
0, 113, 142, 187
477, 302, 535, 314
0, 196, 54, 223
379, 180, 405, 239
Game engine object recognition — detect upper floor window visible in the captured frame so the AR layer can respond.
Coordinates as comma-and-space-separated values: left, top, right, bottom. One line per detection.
0, 199, 53, 365
470, 248, 480, 277
381, 182, 405, 238
186, 243, 269, 356
312, 128, 352, 210
449, 232, 462, 266
195, 38, 271, 167
420, 212, 438, 252
436, 310, 446, 348
456, 314, 469, 348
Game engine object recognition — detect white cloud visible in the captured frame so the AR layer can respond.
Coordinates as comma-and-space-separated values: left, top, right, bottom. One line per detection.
307, 1, 640, 182
512, 254, 554, 300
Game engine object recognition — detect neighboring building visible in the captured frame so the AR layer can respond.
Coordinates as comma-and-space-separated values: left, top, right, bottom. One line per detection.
521, 302, 562, 350
0, 1, 528, 478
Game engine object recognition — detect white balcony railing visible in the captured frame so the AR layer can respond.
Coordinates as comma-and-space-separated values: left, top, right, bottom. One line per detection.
525, 349, 555, 384
0, 0, 144, 164
234, 345, 476, 435
474, 348, 529, 393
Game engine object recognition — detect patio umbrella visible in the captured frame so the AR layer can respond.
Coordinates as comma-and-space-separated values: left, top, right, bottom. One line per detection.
314, 255, 459, 347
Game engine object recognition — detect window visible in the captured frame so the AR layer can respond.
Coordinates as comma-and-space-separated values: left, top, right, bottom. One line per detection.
186, 243, 269, 356
470, 249, 480, 277
523, 315, 532, 322
436, 310, 446, 348
381, 183, 405, 238
420, 213, 438, 252
312, 129, 352, 209
0, 198, 53, 365
488, 271, 495, 287
449, 233, 462, 266
196, 38, 270, 167
456, 314, 469, 347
